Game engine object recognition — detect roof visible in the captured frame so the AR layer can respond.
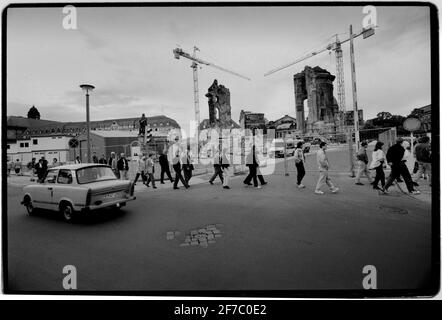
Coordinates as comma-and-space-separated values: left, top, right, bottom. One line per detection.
90, 130, 139, 138
276, 123, 294, 130
7, 116, 62, 129
198, 118, 241, 130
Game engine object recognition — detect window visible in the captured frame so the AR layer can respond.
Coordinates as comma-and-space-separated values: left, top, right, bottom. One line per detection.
33, 139, 38, 145
57, 169, 73, 184
20, 143, 24, 148
76, 166, 116, 184
7, 145, 10, 149
44, 170, 58, 184
25, 142, 29, 147
52, 137, 56, 139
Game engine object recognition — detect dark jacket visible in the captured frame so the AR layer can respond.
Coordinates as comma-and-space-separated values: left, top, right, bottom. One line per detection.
386, 143, 405, 164
415, 143, 431, 163
159, 154, 169, 168
117, 158, 129, 171
356, 148, 369, 164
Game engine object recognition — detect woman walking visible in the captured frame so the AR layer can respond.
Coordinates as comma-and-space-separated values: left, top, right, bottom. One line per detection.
369, 141, 386, 191
294, 141, 306, 188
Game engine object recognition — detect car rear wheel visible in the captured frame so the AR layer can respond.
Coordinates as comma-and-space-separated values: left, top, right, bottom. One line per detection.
60, 203, 75, 222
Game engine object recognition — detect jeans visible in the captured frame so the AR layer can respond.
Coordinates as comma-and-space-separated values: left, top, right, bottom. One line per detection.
295, 161, 305, 185
160, 166, 174, 183
209, 166, 224, 183
385, 162, 415, 192
244, 165, 258, 187
415, 162, 431, 184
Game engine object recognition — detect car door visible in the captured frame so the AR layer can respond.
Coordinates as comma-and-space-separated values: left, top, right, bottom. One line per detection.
32, 169, 58, 210
52, 169, 75, 207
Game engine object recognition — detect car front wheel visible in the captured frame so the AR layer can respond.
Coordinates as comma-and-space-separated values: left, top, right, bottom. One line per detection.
60, 203, 75, 222
24, 197, 36, 215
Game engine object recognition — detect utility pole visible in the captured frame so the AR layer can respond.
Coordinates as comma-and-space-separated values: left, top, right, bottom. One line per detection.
349, 24, 360, 151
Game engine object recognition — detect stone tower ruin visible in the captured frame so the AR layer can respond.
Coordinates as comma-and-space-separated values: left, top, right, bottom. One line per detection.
294, 66, 339, 134
205, 79, 232, 129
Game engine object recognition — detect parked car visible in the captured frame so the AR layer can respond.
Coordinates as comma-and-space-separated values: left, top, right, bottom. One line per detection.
21, 164, 136, 222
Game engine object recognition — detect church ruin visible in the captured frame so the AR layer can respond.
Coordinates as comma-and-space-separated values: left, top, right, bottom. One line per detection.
294, 66, 339, 134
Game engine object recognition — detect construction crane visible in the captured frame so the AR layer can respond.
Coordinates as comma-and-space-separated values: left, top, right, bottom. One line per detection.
173, 46, 251, 129
264, 26, 375, 133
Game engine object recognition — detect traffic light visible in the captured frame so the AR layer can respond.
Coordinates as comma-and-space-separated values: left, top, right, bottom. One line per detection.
145, 128, 153, 143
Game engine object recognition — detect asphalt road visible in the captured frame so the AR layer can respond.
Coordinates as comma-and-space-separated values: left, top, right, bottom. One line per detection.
5, 149, 434, 292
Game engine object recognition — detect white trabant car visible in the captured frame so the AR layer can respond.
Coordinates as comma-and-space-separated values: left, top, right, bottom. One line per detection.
21, 164, 136, 222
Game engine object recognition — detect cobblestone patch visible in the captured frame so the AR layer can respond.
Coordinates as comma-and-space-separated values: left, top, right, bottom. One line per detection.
179, 224, 223, 248
378, 205, 408, 215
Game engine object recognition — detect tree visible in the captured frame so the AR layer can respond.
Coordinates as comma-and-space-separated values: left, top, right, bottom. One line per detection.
27, 105, 41, 119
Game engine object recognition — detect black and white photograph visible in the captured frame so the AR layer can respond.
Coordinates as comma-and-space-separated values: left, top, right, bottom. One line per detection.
2, 2, 439, 297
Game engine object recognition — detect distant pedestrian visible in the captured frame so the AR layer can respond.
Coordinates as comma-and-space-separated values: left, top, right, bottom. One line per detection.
144, 154, 157, 189
369, 141, 386, 190
117, 153, 129, 180
383, 138, 420, 194
50, 158, 59, 168
314, 142, 339, 195
172, 150, 189, 190
355, 141, 373, 185
413, 136, 431, 187
7, 160, 13, 177
14, 159, 22, 175
209, 151, 224, 185
98, 154, 107, 164
92, 152, 99, 163
35, 158, 46, 182
75, 156, 81, 164
243, 146, 260, 188
27, 158, 36, 181
108, 152, 119, 178
159, 151, 174, 184
181, 149, 194, 184
294, 141, 306, 188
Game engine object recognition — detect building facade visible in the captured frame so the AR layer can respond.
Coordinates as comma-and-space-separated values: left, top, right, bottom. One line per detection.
266, 115, 298, 138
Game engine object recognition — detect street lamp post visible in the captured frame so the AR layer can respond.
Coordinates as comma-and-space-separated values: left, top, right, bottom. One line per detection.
80, 84, 95, 163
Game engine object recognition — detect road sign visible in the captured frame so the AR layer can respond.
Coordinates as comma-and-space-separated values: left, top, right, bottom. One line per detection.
403, 117, 421, 132
68, 138, 79, 148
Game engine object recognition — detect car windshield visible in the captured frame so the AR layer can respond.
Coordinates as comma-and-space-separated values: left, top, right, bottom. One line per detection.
76, 166, 116, 184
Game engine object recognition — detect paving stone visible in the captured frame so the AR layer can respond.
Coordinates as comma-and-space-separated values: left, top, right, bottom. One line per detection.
191, 241, 199, 246
207, 234, 215, 240
208, 240, 216, 244
184, 237, 191, 243
200, 242, 208, 248
215, 234, 222, 238
180, 243, 190, 247
198, 229, 207, 233
190, 230, 198, 236
206, 225, 216, 229
174, 231, 181, 237
213, 230, 221, 234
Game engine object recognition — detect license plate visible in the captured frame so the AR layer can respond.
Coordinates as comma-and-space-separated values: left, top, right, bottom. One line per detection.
103, 193, 116, 199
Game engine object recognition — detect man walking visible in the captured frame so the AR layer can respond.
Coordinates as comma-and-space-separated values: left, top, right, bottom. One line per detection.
315, 142, 339, 195
145, 154, 157, 189
108, 152, 119, 178
355, 141, 373, 185
243, 146, 259, 188
133, 155, 146, 186
117, 153, 129, 180
221, 149, 231, 189
209, 151, 224, 185
159, 151, 174, 184
98, 154, 107, 164
172, 151, 189, 190
384, 138, 420, 194
181, 149, 194, 184
413, 136, 431, 187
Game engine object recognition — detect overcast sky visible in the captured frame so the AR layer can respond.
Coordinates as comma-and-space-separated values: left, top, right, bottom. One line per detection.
6, 5, 431, 133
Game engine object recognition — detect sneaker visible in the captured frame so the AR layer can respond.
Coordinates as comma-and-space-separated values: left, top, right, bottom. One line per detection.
412, 182, 419, 187
209, 181, 214, 185
331, 187, 339, 193
161, 182, 165, 184
410, 190, 421, 195
355, 182, 364, 186
223, 186, 230, 189
261, 182, 268, 185
153, 186, 157, 189
373, 185, 380, 190
297, 184, 306, 189
173, 187, 179, 190
315, 190, 324, 195
256, 186, 262, 189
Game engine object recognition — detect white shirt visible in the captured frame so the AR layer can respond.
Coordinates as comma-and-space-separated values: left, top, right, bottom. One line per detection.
370, 149, 385, 169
